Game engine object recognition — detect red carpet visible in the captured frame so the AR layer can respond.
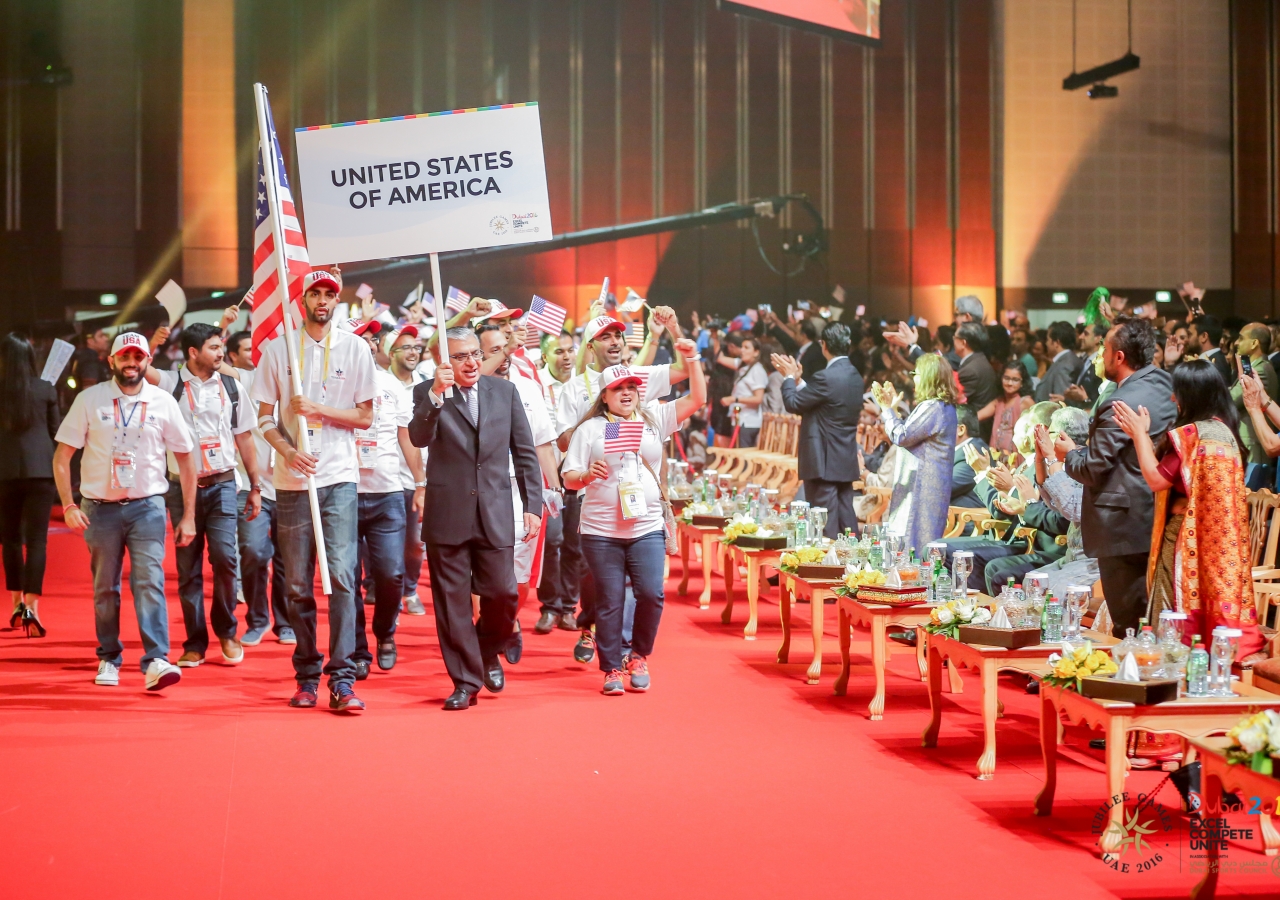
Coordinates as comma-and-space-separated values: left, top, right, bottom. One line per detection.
2, 532, 1278, 899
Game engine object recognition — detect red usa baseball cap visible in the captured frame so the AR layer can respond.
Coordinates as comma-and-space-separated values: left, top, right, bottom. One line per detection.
303, 268, 342, 294
347, 319, 381, 337
110, 332, 152, 358
473, 298, 524, 322
584, 315, 626, 343
598, 364, 642, 391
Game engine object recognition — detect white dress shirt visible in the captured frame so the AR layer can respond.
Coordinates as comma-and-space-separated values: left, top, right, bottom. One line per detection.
56, 380, 194, 501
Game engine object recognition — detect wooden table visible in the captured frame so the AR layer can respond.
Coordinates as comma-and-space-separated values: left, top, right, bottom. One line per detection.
721, 543, 783, 641
922, 630, 1115, 780
675, 521, 724, 610
778, 573, 840, 685
1034, 683, 1280, 854
833, 595, 937, 720
1189, 737, 1280, 899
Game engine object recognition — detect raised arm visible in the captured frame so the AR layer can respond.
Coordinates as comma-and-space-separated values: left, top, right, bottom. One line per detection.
673, 338, 707, 422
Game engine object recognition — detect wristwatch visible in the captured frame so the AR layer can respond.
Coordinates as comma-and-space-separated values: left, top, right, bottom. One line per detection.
414, 480, 427, 488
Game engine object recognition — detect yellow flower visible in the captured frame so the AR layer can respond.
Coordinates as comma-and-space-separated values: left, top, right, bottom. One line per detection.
1054, 657, 1079, 679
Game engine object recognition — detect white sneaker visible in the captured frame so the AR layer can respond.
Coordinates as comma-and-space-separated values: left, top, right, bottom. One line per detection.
144, 657, 182, 691
95, 660, 120, 686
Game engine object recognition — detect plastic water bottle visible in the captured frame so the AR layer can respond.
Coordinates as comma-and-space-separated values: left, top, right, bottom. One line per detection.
1042, 594, 1063, 642
1209, 628, 1233, 696
1186, 636, 1210, 696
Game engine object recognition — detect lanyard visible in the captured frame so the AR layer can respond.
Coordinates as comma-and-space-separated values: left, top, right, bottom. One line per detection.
112, 398, 148, 452
183, 375, 226, 433
299, 328, 332, 387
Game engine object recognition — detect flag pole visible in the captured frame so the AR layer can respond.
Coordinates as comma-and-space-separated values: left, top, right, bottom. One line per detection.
253, 83, 333, 595
429, 252, 452, 398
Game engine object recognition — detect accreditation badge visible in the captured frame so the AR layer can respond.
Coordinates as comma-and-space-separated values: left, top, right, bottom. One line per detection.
306, 421, 323, 458
199, 435, 226, 471
618, 480, 647, 520
111, 451, 138, 490
356, 431, 377, 469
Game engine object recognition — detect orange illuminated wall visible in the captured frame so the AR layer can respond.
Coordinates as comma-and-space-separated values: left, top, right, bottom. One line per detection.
182, 0, 238, 287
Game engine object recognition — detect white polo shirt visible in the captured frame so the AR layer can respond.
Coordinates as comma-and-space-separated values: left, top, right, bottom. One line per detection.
357, 369, 412, 495
554, 364, 673, 437
233, 367, 275, 502
155, 368, 253, 476
56, 379, 194, 501
251, 326, 377, 491
387, 366, 428, 491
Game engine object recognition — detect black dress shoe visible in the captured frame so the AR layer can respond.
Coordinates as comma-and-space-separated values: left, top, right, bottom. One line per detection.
354, 660, 370, 681
504, 621, 523, 664
534, 610, 558, 634
483, 656, 505, 693
558, 612, 578, 631
444, 687, 477, 710
377, 640, 396, 671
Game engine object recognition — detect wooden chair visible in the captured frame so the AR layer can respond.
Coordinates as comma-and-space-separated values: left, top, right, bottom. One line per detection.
944, 506, 987, 538
860, 486, 892, 525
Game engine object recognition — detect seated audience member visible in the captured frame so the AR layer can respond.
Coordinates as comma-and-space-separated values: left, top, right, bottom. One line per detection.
1025, 408, 1100, 606
951, 407, 988, 508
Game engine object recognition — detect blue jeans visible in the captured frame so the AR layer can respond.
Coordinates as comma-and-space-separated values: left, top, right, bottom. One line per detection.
402, 488, 425, 598
580, 530, 667, 673
81, 496, 170, 671
166, 478, 240, 655
354, 491, 406, 661
237, 491, 289, 635
276, 483, 359, 689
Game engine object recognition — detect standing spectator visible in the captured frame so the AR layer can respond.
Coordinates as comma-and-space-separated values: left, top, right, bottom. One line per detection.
1010, 328, 1037, 378
70, 327, 111, 392
0, 334, 61, 637
52, 333, 196, 690
873, 353, 959, 551
978, 361, 1033, 455
1034, 321, 1083, 402
1115, 361, 1263, 658
1188, 315, 1231, 385
1056, 318, 1177, 636
718, 335, 768, 447
562, 346, 705, 695
953, 322, 1000, 411
1228, 322, 1280, 489
759, 339, 786, 415
771, 323, 865, 538
147, 322, 261, 668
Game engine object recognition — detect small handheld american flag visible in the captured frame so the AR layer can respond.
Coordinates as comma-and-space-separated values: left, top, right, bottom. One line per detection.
625, 320, 645, 348
445, 285, 471, 314
603, 420, 646, 455
526, 295, 567, 336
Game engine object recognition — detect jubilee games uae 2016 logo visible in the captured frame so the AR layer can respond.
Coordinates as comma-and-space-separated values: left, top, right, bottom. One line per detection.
1093, 789, 1178, 874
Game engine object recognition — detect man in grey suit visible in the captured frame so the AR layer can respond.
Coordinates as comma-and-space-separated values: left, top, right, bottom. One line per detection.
772, 322, 863, 538
1056, 318, 1175, 636
410, 327, 542, 710
1035, 321, 1083, 402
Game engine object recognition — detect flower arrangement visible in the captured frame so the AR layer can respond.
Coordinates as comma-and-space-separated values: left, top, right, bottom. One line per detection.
1041, 642, 1118, 691
835, 566, 887, 592
778, 546, 829, 571
1225, 710, 1280, 775
923, 598, 992, 639
721, 520, 760, 544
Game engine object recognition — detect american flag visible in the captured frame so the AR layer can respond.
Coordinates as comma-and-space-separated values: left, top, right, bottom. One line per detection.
625, 320, 645, 348
445, 286, 471, 314
632, 368, 651, 395
250, 99, 310, 364
526, 295, 567, 336
603, 419, 646, 454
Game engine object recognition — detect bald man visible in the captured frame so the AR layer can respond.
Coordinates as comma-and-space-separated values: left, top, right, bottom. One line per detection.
1231, 322, 1280, 488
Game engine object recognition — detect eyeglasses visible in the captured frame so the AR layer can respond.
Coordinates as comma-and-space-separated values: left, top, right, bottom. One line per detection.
392, 346, 422, 355
449, 350, 485, 362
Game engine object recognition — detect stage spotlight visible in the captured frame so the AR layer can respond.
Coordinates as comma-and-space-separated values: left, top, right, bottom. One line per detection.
1087, 82, 1119, 99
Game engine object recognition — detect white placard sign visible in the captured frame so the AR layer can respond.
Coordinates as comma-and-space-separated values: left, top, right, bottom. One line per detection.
40, 338, 75, 385
294, 103, 553, 264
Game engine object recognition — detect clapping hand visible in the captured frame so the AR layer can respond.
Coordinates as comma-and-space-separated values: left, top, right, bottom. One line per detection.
1052, 430, 1077, 461
995, 494, 1027, 517
1012, 473, 1037, 503
988, 463, 1015, 494
1110, 400, 1150, 440
963, 442, 992, 475
870, 380, 900, 411
1033, 423, 1055, 461
1165, 332, 1186, 366
882, 321, 918, 350
1063, 384, 1088, 404
771, 353, 802, 381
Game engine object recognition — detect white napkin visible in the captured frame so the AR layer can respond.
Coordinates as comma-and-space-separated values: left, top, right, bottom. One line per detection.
822, 548, 840, 566
989, 606, 1012, 629
1116, 652, 1142, 683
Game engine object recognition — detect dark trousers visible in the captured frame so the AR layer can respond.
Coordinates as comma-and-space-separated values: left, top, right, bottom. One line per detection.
402, 488, 425, 598
237, 492, 289, 635
1098, 552, 1151, 637
354, 491, 406, 662
166, 478, 239, 655
803, 478, 858, 538
580, 531, 666, 673
737, 426, 760, 448
985, 550, 1061, 596
537, 503, 566, 614
941, 536, 1022, 594
276, 484, 359, 689
425, 527, 518, 694
0, 477, 57, 594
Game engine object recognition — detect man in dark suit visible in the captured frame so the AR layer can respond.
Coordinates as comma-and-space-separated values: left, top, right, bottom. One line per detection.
1065, 323, 1107, 408
794, 316, 828, 384
772, 322, 863, 538
951, 407, 987, 508
1035, 321, 1083, 402
1189, 315, 1232, 385
1057, 317, 1176, 636
410, 327, 543, 710
953, 322, 1000, 411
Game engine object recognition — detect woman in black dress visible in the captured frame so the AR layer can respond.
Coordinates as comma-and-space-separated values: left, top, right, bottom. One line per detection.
0, 334, 61, 637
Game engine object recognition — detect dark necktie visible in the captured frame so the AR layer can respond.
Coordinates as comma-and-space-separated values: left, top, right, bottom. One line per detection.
462, 386, 478, 426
